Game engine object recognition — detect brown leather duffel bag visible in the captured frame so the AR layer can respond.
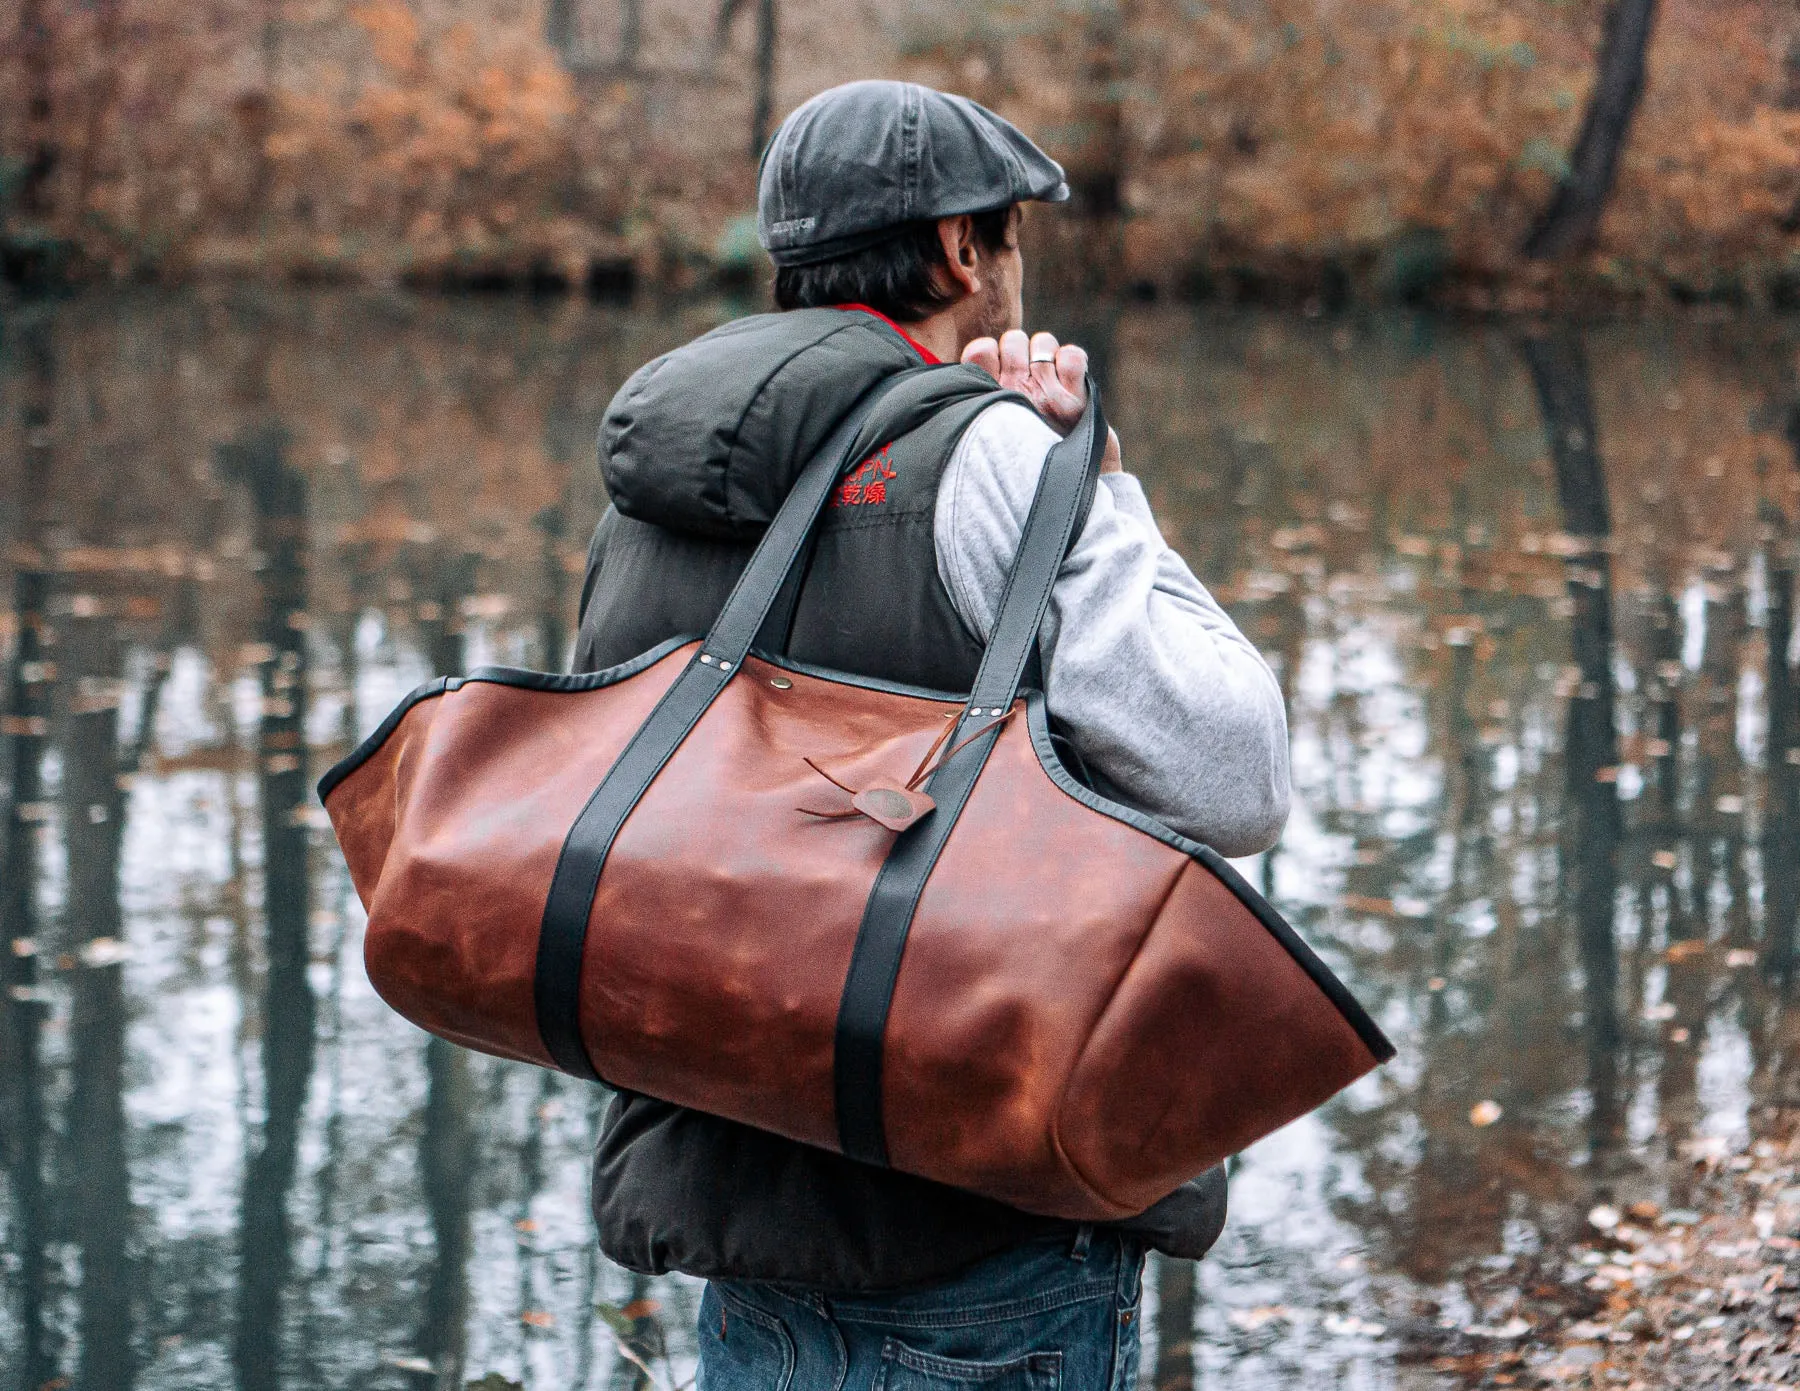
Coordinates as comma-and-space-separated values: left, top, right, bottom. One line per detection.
319, 370, 1393, 1221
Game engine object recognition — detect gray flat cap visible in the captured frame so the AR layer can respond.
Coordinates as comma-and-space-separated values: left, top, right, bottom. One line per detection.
758, 80, 1069, 267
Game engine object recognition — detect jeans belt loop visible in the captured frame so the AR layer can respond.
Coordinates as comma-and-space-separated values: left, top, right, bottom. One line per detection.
1070, 1224, 1094, 1262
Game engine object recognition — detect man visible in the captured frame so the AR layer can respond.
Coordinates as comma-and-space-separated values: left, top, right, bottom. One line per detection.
575, 80, 1289, 1391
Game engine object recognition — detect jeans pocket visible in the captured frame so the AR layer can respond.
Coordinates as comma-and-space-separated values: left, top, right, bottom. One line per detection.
874, 1338, 1062, 1391
698, 1284, 796, 1391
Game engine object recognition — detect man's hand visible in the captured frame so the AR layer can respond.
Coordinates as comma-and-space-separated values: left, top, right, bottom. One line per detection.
961, 329, 1123, 473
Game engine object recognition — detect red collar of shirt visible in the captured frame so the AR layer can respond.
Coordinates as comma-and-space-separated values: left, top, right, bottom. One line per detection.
835, 303, 941, 364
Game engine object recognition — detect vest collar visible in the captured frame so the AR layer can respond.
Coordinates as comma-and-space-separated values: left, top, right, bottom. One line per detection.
834, 304, 941, 364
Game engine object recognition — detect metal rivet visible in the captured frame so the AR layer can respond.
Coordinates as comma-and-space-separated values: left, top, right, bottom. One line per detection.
699, 654, 714, 665
770, 677, 793, 690
719, 662, 732, 672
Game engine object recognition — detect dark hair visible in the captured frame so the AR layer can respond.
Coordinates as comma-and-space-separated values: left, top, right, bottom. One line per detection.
773, 207, 1016, 322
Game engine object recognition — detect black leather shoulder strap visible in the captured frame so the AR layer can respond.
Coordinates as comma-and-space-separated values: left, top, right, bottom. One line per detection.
833, 385, 1108, 1163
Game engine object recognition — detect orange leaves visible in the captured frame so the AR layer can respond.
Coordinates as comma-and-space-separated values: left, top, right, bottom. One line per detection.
909, 0, 1799, 293
3, 0, 1794, 290
351, 2, 422, 74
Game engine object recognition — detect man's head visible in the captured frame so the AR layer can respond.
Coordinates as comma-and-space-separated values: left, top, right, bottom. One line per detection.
757, 81, 1067, 343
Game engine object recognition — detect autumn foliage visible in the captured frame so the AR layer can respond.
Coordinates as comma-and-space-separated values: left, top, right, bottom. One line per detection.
1, 0, 1797, 300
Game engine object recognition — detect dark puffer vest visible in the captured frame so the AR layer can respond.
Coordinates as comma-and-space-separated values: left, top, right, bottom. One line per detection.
574, 308, 1226, 1292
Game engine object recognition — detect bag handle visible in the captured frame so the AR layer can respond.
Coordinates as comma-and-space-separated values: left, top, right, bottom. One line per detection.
833, 380, 1107, 1164
533, 365, 1107, 1095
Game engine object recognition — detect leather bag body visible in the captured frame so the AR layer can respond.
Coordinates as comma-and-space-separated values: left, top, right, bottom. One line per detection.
320, 370, 1394, 1221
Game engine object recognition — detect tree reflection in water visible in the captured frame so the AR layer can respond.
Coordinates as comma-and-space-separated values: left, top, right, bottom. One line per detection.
3, 310, 56, 1391
1521, 329, 1624, 1168
222, 426, 318, 1391
1, 292, 1798, 1390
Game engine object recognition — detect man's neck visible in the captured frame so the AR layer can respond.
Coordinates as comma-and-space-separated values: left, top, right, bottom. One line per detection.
905, 311, 965, 366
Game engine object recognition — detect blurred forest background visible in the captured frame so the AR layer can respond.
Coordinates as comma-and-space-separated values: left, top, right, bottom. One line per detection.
2, 0, 1799, 308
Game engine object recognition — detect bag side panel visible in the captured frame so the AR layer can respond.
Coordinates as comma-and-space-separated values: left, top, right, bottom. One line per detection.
355, 646, 695, 1069
1056, 860, 1382, 1213
879, 718, 1190, 1221
324, 695, 442, 911
580, 655, 957, 1151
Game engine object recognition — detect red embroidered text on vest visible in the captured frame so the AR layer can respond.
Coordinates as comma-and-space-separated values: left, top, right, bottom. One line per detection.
832, 444, 898, 508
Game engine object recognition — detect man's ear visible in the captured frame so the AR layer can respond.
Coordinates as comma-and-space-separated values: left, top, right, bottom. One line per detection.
936, 215, 981, 297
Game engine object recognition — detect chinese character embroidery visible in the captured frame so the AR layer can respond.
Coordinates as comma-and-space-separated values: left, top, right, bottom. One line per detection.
831, 444, 898, 508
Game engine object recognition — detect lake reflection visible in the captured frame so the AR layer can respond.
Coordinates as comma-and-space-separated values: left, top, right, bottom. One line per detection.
2, 291, 1798, 1390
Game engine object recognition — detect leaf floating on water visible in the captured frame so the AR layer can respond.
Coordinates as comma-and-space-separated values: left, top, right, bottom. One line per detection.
1465, 1317, 1531, 1339
78, 937, 130, 967
380, 1353, 434, 1373
1470, 1100, 1503, 1127
1651, 849, 1678, 869
1644, 1001, 1679, 1021
1227, 1304, 1294, 1331
520, 1310, 555, 1329
1322, 1313, 1386, 1338
1588, 1204, 1622, 1231
1725, 948, 1757, 968
620, 1299, 662, 1320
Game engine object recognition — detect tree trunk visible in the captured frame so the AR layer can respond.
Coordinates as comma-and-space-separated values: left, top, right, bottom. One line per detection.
546, 0, 576, 60
1522, 0, 1659, 259
714, 0, 777, 158
620, 0, 642, 69
16, 0, 57, 217
1055, 0, 1129, 294
750, 0, 777, 160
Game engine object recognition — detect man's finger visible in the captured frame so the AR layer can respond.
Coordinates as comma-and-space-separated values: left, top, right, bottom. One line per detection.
1028, 332, 1062, 399
1055, 344, 1089, 401
961, 336, 1000, 380
997, 329, 1031, 389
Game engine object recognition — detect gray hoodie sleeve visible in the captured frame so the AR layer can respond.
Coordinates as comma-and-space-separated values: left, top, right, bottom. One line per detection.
933, 402, 1290, 856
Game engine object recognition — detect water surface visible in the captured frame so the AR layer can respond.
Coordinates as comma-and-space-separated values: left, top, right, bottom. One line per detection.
3, 290, 1798, 1390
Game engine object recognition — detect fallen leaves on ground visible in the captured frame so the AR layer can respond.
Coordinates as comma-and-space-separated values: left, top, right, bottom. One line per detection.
1397, 1112, 1800, 1387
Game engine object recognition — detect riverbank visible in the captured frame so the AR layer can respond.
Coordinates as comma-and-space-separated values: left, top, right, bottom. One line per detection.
1406, 1108, 1800, 1389
4, 1, 1796, 311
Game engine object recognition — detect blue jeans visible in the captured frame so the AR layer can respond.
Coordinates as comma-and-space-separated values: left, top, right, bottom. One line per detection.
696, 1230, 1146, 1391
